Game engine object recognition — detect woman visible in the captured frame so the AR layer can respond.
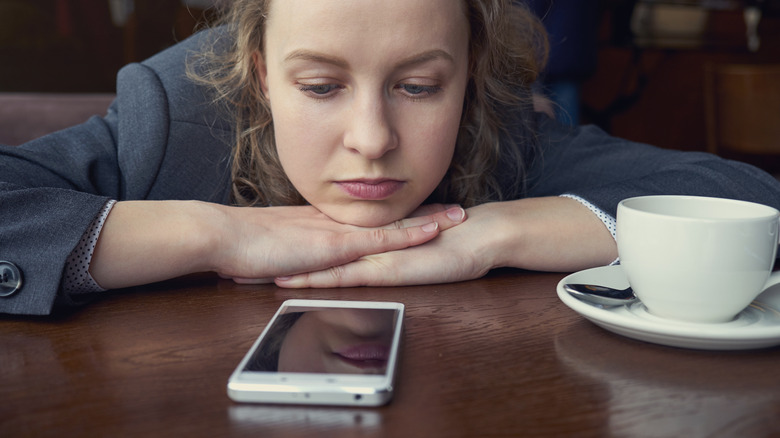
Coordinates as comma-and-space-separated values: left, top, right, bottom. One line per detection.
1, 0, 779, 315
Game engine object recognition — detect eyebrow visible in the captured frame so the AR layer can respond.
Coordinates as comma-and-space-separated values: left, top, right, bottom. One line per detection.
284, 50, 349, 69
283, 49, 456, 70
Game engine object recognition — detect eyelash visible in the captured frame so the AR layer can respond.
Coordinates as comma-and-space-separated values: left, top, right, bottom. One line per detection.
297, 83, 442, 100
298, 84, 342, 97
396, 84, 442, 100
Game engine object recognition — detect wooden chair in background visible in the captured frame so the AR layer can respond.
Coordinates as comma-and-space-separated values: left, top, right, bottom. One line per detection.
704, 63, 780, 173
0, 93, 115, 146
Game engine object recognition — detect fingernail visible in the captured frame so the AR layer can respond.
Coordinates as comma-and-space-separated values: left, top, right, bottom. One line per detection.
446, 207, 465, 222
276, 276, 292, 281
422, 222, 439, 233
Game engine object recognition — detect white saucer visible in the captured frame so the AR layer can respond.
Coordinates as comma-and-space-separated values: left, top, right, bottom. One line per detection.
556, 265, 780, 350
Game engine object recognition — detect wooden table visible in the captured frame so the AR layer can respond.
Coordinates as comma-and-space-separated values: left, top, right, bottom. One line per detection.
2, 270, 779, 437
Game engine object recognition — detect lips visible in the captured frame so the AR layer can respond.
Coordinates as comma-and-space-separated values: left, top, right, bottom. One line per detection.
335, 179, 404, 200
333, 344, 390, 370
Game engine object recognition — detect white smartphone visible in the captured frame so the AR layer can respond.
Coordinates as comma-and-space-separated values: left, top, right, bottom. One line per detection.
227, 299, 404, 407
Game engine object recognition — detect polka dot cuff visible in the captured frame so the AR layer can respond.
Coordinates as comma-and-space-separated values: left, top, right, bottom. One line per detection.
560, 194, 619, 265
62, 200, 116, 294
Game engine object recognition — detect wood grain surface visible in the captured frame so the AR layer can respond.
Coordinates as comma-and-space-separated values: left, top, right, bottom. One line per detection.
2, 270, 779, 437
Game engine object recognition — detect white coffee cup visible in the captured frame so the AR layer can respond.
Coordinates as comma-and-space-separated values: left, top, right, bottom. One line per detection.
616, 195, 780, 323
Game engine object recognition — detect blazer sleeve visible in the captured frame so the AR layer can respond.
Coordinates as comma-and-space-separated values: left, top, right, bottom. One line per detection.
524, 115, 780, 217
0, 30, 233, 316
0, 118, 118, 315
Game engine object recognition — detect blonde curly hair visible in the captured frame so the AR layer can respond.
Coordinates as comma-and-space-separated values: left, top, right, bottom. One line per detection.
191, 0, 548, 208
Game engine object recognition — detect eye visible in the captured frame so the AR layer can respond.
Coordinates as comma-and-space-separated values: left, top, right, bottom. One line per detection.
397, 83, 442, 99
298, 83, 342, 98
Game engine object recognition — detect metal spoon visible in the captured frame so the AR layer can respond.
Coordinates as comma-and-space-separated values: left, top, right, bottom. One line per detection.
563, 283, 639, 307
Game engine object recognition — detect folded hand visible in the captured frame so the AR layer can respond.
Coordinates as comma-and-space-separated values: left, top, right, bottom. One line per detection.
217, 204, 468, 284
273, 203, 495, 288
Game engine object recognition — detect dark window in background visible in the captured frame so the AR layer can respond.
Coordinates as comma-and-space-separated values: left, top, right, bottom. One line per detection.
0, 0, 219, 92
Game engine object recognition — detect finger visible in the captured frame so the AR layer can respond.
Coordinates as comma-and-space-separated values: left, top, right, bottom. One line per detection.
275, 259, 390, 288
408, 204, 451, 217
334, 221, 440, 263
387, 206, 466, 232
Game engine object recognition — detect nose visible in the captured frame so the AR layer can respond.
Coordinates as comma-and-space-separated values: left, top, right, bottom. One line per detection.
343, 92, 398, 159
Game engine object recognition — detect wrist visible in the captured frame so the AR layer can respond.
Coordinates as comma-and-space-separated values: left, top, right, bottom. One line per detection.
487, 197, 618, 272
194, 202, 240, 275
90, 200, 222, 288
449, 202, 513, 272
474, 202, 523, 270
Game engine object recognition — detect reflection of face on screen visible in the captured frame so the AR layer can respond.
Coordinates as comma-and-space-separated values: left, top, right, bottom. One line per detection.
245, 308, 396, 374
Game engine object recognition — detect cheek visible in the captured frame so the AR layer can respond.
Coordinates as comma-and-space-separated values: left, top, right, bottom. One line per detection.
419, 136, 455, 180
273, 108, 337, 185
274, 123, 306, 174
403, 108, 461, 181
265, 70, 338, 184
274, 129, 306, 188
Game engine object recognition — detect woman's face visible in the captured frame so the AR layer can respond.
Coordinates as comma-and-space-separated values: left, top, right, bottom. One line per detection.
257, 0, 470, 227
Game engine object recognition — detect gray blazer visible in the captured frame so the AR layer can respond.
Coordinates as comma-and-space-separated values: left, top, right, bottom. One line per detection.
2, 29, 779, 315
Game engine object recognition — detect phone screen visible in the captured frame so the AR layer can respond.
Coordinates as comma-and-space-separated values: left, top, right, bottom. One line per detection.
228, 300, 404, 406
243, 305, 399, 375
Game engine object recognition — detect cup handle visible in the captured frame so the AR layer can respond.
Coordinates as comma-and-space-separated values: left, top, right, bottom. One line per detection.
764, 270, 780, 291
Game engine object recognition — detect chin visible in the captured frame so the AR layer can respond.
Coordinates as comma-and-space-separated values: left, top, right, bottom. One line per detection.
320, 203, 412, 228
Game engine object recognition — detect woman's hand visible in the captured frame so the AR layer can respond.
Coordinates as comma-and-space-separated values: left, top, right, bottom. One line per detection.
274, 197, 618, 288
214, 203, 468, 284
90, 200, 467, 289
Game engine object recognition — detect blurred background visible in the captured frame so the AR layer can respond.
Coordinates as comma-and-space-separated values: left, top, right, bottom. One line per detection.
1, 0, 779, 170
0, 0, 221, 92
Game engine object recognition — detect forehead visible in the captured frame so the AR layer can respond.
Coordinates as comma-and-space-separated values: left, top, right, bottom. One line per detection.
263, 0, 469, 61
